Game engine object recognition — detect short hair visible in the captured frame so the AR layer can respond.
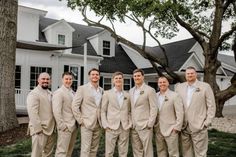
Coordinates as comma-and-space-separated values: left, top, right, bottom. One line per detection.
186, 66, 196, 71
88, 68, 100, 75
157, 76, 169, 82
112, 71, 123, 79
62, 72, 73, 78
133, 69, 144, 76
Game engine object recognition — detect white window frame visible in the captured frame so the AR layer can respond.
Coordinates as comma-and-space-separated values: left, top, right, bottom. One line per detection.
102, 40, 111, 56
58, 34, 65, 45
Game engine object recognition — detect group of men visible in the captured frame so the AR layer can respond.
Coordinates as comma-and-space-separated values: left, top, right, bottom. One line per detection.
27, 66, 216, 157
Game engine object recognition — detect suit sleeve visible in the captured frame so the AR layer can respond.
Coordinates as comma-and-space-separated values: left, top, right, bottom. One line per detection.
72, 86, 83, 124
204, 84, 216, 127
101, 92, 109, 129
147, 88, 158, 128
52, 91, 67, 131
26, 92, 43, 133
173, 94, 184, 131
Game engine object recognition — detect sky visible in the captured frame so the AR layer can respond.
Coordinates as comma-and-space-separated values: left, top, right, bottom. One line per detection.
18, 0, 193, 47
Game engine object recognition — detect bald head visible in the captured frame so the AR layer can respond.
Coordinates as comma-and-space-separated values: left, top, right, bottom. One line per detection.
38, 72, 51, 89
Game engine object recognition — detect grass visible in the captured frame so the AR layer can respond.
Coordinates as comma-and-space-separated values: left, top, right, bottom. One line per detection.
0, 129, 236, 157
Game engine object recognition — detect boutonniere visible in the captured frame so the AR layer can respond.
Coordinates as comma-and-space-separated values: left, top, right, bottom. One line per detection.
124, 97, 127, 100
140, 91, 144, 95
164, 97, 168, 101
195, 88, 200, 92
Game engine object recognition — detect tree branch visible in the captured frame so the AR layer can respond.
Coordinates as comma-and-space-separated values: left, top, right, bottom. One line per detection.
172, 0, 205, 45
218, 25, 236, 49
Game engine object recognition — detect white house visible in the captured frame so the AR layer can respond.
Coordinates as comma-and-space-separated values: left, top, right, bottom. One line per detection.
15, 5, 236, 114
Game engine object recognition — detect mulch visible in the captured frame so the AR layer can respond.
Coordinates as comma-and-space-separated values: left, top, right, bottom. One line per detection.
0, 123, 30, 146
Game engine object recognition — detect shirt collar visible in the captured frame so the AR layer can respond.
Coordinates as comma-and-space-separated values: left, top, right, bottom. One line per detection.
187, 80, 198, 88
135, 83, 145, 90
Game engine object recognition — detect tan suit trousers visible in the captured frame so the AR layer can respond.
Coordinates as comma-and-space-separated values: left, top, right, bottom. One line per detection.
80, 122, 101, 157
31, 132, 56, 157
131, 128, 154, 157
105, 125, 130, 157
55, 128, 78, 157
181, 126, 208, 157
155, 129, 179, 157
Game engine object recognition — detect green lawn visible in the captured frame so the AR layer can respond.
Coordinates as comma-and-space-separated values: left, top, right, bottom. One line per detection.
0, 129, 236, 157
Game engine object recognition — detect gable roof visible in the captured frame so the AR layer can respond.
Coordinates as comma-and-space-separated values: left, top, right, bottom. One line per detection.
142, 38, 196, 73
42, 19, 75, 32
39, 17, 103, 56
39, 17, 137, 71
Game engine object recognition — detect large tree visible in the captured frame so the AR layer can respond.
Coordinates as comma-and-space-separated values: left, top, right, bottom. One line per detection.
64, 0, 236, 117
0, 0, 18, 132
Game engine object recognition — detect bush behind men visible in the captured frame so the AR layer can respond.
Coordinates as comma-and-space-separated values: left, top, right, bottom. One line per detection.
27, 67, 215, 157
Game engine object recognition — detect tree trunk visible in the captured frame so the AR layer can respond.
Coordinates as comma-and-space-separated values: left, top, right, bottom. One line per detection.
215, 97, 224, 117
203, 46, 223, 117
0, 0, 19, 132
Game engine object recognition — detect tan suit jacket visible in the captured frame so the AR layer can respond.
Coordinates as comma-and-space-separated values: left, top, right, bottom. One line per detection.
72, 83, 103, 129
156, 89, 184, 137
101, 89, 132, 130
175, 80, 216, 132
129, 84, 158, 130
27, 85, 55, 136
52, 85, 76, 132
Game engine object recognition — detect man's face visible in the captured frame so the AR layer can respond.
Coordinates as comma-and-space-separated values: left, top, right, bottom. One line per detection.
113, 75, 123, 87
62, 74, 73, 88
89, 70, 100, 83
158, 77, 169, 93
38, 73, 50, 89
185, 69, 197, 83
133, 72, 144, 86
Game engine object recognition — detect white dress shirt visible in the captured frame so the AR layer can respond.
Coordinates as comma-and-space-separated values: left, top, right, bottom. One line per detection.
89, 82, 102, 106
186, 82, 197, 107
157, 93, 165, 110
133, 83, 144, 104
114, 87, 124, 108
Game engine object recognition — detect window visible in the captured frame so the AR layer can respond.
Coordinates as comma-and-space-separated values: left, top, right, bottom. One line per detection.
123, 78, 131, 91
103, 40, 110, 56
58, 34, 65, 45
15, 65, 21, 89
148, 82, 158, 92
64, 65, 79, 91
103, 77, 112, 90
30, 66, 52, 90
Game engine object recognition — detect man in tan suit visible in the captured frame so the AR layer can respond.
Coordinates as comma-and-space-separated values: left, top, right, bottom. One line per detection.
175, 66, 216, 157
27, 72, 55, 157
154, 76, 184, 157
129, 69, 158, 157
72, 68, 103, 157
52, 72, 77, 157
101, 72, 132, 157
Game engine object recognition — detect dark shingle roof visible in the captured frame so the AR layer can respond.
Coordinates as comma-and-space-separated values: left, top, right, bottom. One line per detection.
39, 17, 103, 56
99, 44, 137, 74
149, 38, 196, 71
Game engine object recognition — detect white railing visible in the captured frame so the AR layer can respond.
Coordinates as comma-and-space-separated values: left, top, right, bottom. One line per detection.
15, 89, 30, 114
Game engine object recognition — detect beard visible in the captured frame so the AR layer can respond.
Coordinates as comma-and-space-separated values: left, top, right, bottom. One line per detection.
41, 85, 49, 90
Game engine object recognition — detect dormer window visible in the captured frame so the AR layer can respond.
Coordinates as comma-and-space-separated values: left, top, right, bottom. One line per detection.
58, 34, 65, 45
103, 40, 110, 56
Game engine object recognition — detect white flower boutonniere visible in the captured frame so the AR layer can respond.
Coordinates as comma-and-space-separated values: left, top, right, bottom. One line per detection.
140, 91, 144, 95
195, 88, 200, 92
164, 97, 168, 101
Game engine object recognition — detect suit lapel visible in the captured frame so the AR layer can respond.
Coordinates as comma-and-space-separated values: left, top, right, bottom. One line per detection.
130, 88, 135, 108
182, 83, 189, 109
189, 81, 200, 108
134, 84, 145, 106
